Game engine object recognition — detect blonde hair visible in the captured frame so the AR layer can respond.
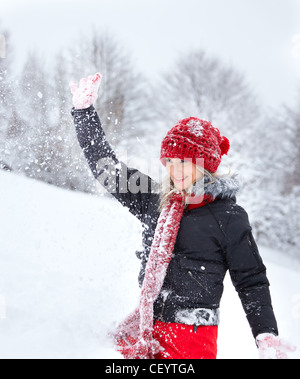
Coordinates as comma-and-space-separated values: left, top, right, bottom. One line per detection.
158, 166, 231, 211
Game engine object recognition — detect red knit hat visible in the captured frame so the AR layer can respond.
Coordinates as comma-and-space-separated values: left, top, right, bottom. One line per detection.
160, 117, 230, 173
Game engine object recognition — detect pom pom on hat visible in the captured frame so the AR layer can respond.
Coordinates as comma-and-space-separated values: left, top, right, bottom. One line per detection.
220, 136, 230, 156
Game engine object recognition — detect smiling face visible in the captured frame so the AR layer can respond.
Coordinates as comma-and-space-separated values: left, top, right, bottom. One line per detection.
165, 158, 204, 191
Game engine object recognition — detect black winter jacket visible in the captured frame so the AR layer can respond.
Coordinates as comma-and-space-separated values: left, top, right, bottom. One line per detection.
72, 105, 278, 339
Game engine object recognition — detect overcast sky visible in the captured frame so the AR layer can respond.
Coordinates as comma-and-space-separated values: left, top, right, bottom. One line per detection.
1, 0, 300, 107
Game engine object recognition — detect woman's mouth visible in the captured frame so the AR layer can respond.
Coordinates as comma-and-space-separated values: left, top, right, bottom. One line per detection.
174, 177, 188, 183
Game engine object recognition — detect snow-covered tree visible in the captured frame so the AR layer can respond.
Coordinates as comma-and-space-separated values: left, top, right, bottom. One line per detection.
281, 96, 300, 193
249, 88, 300, 259
12, 52, 51, 179
0, 25, 17, 167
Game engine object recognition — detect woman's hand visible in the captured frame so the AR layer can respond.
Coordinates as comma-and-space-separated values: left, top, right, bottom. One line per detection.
70, 73, 102, 110
256, 333, 297, 359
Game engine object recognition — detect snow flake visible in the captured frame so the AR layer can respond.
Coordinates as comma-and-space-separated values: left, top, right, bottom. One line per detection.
37, 92, 43, 99
187, 119, 204, 138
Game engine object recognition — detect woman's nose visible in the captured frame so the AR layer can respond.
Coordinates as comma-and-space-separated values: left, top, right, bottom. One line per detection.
173, 164, 184, 177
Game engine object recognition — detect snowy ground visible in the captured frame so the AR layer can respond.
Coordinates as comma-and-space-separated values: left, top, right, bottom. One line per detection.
0, 170, 299, 359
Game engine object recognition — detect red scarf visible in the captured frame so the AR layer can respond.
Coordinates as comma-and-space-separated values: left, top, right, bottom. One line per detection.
187, 194, 214, 210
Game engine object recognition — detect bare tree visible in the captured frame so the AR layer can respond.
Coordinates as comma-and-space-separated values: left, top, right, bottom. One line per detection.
68, 30, 151, 148
272, 89, 300, 194
153, 50, 260, 150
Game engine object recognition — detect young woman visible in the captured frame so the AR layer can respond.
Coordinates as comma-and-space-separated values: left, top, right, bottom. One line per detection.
70, 73, 296, 359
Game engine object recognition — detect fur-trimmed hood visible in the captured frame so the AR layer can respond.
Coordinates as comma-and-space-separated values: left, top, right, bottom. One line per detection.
192, 173, 240, 201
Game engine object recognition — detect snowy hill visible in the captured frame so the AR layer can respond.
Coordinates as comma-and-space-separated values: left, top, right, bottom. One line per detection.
0, 170, 299, 359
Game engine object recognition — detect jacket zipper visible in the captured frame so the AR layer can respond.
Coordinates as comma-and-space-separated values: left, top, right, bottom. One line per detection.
188, 271, 210, 294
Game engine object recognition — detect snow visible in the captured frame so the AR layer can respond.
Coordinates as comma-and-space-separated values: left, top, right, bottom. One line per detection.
187, 118, 204, 138
0, 170, 299, 359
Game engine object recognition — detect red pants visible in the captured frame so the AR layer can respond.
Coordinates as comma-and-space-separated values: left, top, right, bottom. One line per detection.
153, 321, 218, 359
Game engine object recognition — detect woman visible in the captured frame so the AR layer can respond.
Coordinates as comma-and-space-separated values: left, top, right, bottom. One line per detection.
70, 73, 296, 359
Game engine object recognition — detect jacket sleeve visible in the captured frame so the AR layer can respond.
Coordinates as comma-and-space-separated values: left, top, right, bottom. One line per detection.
224, 205, 278, 339
71, 105, 160, 222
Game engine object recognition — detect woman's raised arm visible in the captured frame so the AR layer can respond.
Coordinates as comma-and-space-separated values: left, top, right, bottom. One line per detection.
70, 73, 160, 222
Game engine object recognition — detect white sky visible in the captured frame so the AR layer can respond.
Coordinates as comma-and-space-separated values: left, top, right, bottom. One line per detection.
1, 0, 300, 107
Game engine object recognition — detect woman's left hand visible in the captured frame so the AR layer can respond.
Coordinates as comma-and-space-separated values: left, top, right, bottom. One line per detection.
256, 333, 297, 359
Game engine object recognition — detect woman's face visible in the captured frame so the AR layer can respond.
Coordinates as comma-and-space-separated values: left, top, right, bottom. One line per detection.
165, 158, 203, 191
